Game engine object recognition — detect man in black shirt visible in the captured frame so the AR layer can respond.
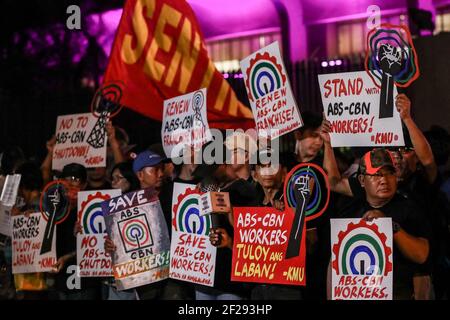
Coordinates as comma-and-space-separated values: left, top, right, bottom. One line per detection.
224, 131, 258, 184
322, 94, 444, 298
250, 151, 303, 300
193, 142, 258, 300
53, 163, 103, 300
284, 111, 332, 300
105, 150, 191, 300
284, 111, 325, 171
334, 148, 431, 299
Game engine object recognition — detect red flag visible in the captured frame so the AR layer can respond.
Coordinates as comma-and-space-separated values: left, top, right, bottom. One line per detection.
104, 0, 254, 129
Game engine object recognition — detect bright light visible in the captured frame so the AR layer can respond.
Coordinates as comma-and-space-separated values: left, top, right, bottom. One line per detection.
329, 60, 335, 66
215, 62, 223, 71
214, 60, 240, 72
335, 59, 342, 66
321, 61, 328, 67
232, 60, 240, 71
223, 61, 232, 72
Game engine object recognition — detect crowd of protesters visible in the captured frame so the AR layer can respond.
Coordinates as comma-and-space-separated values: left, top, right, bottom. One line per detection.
0, 94, 449, 300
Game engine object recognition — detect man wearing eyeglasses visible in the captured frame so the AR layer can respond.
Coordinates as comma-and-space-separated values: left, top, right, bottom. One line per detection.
53, 163, 104, 300
331, 148, 431, 300
322, 94, 437, 197
392, 96, 449, 300
224, 131, 258, 184
322, 94, 445, 299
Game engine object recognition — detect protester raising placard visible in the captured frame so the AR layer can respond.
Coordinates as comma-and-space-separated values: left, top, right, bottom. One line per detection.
330, 218, 393, 300
240, 41, 303, 139
12, 212, 57, 274
318, 71, 405, 147
102, 189, 170, 290
169, 183, 216, 287
52, 113, 108, 171
162, 89, 212, 159
77, 189, 121, 277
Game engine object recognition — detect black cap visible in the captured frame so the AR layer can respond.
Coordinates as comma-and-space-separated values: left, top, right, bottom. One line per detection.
359, 148, 395, 175
60, 163, 87, 182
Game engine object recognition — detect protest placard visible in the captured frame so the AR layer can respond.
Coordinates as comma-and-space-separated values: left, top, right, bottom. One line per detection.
231, 207, 306, 285
39, 180, 71, 256
52, 112, 108, 171
162, 88, 212, 158
330, 218, 393, 300
240, 41, 303, 139
0, 175, 23, 237
102, 189, 170, 290
231, 163, 330, 286
318, 71, 405, 147
169, 183, 216, 287
12, 212, 57, 273
365, 24, 420, 119
77, 189, 121, 277
0, 204, 12, 237
0, 174, 21, 207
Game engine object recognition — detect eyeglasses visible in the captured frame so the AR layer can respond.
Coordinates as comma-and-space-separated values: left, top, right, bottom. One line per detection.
112, 175, 126, 183
231, 148, 248, 155
388, 147, 414, 161
364, 171, 396, 181
63, 176, 82, 184
394, 147, 414, 155
256, 164, 281, 176
390, 151, 402, 160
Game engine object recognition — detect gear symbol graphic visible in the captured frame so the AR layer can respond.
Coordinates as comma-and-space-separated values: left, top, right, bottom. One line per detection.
332, 220, 393, 276
78, 192, 111, 232
172, 187, 202, 231
245, 52, 286, 102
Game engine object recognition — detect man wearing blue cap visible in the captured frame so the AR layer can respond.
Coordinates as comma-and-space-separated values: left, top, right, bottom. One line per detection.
132, 150, 166, 192
105, 150, 166, 255
106, 150, 191, 300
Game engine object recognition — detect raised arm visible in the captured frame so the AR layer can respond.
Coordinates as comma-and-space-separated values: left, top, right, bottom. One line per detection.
320, 118, 353, 197
41, 136, 56, 185
106, 120, 125, 165
396, 94, 437, 184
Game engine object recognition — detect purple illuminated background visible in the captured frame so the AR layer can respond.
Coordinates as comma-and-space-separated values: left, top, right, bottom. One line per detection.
18, 0, 450, 67
91, 0, 450, 62
3, 0, 450, 160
